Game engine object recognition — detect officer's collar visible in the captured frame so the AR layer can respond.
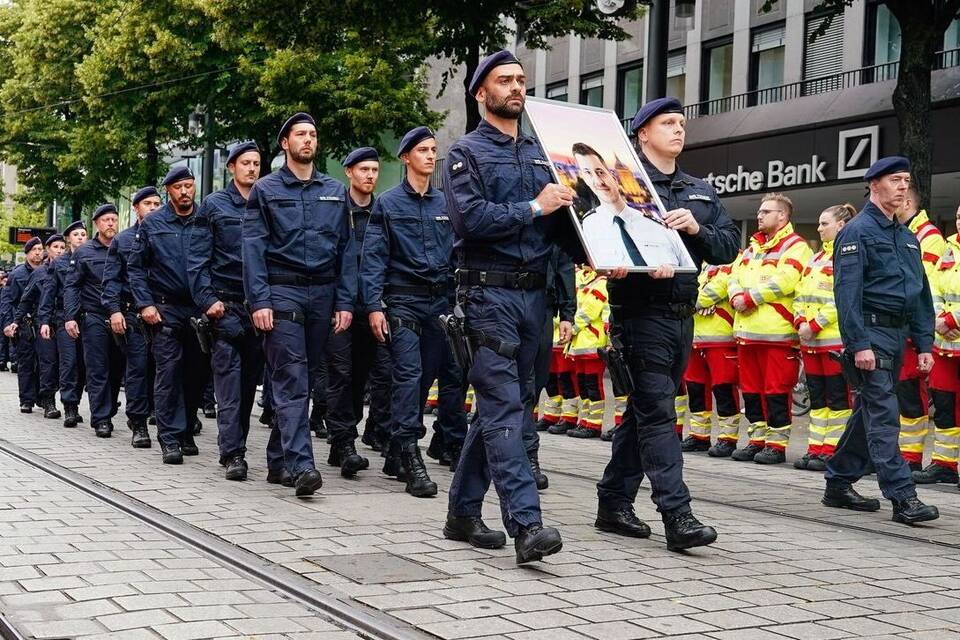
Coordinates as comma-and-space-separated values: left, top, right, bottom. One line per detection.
348, 191, 374, 211
225, 180, 248, 206
401, 177, 436, 199
160, 200, 196, 221
476, 118, 533, 146
279, 163, 320, 186
640, 153, 691, 188
864, 200, 897, 228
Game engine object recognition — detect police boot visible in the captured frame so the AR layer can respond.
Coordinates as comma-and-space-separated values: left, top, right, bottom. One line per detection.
266, 468, 294, 487
912, 463, 959, 485
94, 421, 113, 438
224, 456, 248, 481
203, 403, 217, 419
514, 523, 563, 564
382, 441, 407, 481
528, 452, 549, 490
708, 440, 736, 457
754, 446, 786, 465
19, 403, 31, 414
400, 443, 437, 498
443, 515, 506, 549
42, 398, 61, 420
128, 419, 151, 448
0, 362, 7, 371
329, 440, 369, 478
63, 404, 81, 428
258, 406, 274, 426
892, 496, 939, 525
310, 404, 327, 439
361, 423, 381, 451
447, 444, 462, 473
181, 432, 199, 456
426, 430, 444, 461
680, 436, 710, 453
161, 442, 183, 465
663, 509, 718, 551
192, 415, 202, 435
147, 413, 156, 425
10, 363, 17, 373
731, 442, 763, 462
595, 504, 651, 538
295, 468, 323, 497
821, 483, 880, 511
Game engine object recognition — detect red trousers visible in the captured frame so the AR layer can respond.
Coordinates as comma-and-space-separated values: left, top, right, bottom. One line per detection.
684, 346, 739, 415
738, 343, 800, 431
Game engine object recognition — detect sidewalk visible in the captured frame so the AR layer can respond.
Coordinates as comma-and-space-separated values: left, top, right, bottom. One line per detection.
0, 373, 958, 639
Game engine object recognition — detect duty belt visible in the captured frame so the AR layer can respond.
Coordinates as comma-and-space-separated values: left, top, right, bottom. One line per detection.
154, 293, 194, 307
215, 290, 246, 304
268, 272, 337, 286
863, 312, 906, 328
385, 282, 447, 297
455, 269, 546, 290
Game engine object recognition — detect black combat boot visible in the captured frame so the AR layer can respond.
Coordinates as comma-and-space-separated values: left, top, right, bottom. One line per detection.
295, 468, 323, 496
203, 403, 217, 419
224, 456, 248, 481
361, 423, 381, 451
528, 452, 549, 490
400, 443, 437, 498
309, 402, 327, 439
328, 440, 369, 478
94, 421, 113, 438
443, 515, 506, 549
128, 419, 151, 448
181, 431, 199, 456
161, 442, 183, 465
426, 430, 444, 461
892, 496, 939, 525
258, 406, 274, 426
266, 468, 293, 487
663, 509, 718, 551
447, 444, 462, 473
821, 483, 880, 512
42, 397, 61, 419
382, 440, 407, 481
19, 403, 32, 414
595, 504, 651, 538
63, 404, 81, 428
514, 523, 563, 564
192, 415, 202, 435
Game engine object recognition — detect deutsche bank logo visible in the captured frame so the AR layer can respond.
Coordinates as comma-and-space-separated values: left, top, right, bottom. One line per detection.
837, 126, 879, 179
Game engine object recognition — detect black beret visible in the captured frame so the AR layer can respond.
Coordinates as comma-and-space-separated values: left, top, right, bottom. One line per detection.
468, 50, 522, 96
342, 146, 379, 168
23, 237, 41, 253
132, 186, 159, 206
864, 156, 911, 181
93, 203, 118, 220
276, 112, 316, 146
63, 220, 86, 236
162, 166, 195, 187
44, 234, 64, 246
226, 141, 260, 166
630, 96, 684, 135
397, 126, 436, 157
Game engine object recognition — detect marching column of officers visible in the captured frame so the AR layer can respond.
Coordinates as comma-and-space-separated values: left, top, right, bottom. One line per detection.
2, 49, 944, 565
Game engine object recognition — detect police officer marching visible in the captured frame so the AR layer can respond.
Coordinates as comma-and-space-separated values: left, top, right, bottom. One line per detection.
361, 126, 451, 498
242, 113, 357, 497
3, 237, 47, 413
822, 156, 939, 525
188, 142, 266, 481
595, 97, 738, 551
21, 234, 66, 420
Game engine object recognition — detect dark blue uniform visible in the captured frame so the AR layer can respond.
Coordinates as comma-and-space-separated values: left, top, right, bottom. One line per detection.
40, 254, 85, 413
2, 263, 39, 406
188, 180, 266, 465
360, 179, 453, 450
128, 202, 211, 451
102, 223, 153, 424
242, 165, 357, 479
444, 119, 576, 537
432, 277, 469, 462
66, 236, 126, 428
825, 201, 934, 500
19, 262, 58, 403
597, 158, 739, 516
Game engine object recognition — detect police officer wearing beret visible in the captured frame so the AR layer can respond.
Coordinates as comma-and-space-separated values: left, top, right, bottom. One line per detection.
324, 146, 391, 469
3, 237, 47, 412
128, 168, 211, 462
187, 142, 267, 481
822, 156, 939, 524
41, 220, 88, 427
243, 112, 358, 497
65, 205, 127, 438
595, 97, 739, 551
103, 187, 162, 447
361, 127, 452, 497
443, 50, 587, 563
22, 234, 66, 420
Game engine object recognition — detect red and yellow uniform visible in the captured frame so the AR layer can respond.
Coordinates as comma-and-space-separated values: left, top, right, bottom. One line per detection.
728, 223, 812, 459
793, 240, 851, 466
539, 315, 578, 429
683, 260, 740, 450
566, 267, 609, 437
898, 210, 945, 467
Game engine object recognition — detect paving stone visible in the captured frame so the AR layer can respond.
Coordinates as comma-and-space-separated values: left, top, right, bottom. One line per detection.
770, 622, 853, 640
633, 615, 720, 636
100, 608, 179, 631
153, 620, 239, 639
22, 619, 108, 638
570, 621, 658, 640
821, 616, 912, 636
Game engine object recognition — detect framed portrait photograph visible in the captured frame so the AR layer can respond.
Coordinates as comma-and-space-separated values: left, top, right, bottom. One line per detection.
524, 97, 697, 273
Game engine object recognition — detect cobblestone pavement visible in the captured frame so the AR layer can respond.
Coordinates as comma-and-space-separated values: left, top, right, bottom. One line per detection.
0, 374, 959, 639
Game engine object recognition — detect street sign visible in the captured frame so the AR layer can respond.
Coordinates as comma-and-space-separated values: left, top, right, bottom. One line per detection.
7, 227, 57, 245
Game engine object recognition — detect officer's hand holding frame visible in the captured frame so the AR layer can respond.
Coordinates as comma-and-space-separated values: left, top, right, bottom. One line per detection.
663, 208, 700, 235
534, 184, 574, 215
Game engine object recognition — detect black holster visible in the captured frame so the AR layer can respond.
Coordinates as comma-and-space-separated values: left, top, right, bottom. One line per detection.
598, 335, 635, 394
829, 349, 893, 392
439, 305, 474, 372
108, 319, 126, 348
190, 316, 213, 355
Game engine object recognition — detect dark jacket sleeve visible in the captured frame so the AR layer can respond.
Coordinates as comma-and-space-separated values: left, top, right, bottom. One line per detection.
101, 239, 124, 315
556, 249, 576, 323
127, 225, 155, 310
358, 199, 390, 315
15, 269, 42, 325
64, 255, 84, 321
688, 189, 740, 266
37, 264, 57, 327
242, 183, 271, 312
834, 224, 869, 353
187, 202, 218, 312
334, 194, 358, 314
910, 271, 935, 354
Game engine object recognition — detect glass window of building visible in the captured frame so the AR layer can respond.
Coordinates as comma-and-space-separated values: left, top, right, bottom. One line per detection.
580, 74, 603, 107
750, 24, 786, 104
803, 12, 844, 94
946, 18, 960, 50
617, 64, 643, 119
546, 82, 568, 102
703, 40, 733, 113
666, 51, 686, 103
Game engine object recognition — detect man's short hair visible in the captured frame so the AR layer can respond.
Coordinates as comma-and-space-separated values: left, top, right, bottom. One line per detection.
572, 142, 606, 166
761, 192, 793, 218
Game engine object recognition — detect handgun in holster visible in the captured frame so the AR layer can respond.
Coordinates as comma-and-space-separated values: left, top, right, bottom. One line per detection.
22, 315, 36, 341
829, 349, 894, 392
439, 304, 474, 372
106, 318, 127, 348
598, 335, 635, 394
190, 316, 213, 355
133, 314, 153, 346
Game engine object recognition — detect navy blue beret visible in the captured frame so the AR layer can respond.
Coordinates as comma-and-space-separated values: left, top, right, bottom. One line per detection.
132, 186, 159, 206
397, 126, 436, 157
342, 146, 379, 168
162, 166, 194, 187
864, 156, 911, 182
276, 112, 316, 146
630, 96, 684, 135
23, 237, 41, 253
63, 220, 85, 236
93, 203, 118, 220
469, 50, 522, 96
226, 141, 260, 166
44, 234, 63, 246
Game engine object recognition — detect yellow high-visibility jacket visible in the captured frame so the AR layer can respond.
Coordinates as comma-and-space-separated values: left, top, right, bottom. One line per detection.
568, 268, 608, 357
693, 260, 736, 348
932, 233, 960, 356
794, 240, 841, 352
908, 209, 946, 280
728, 223, 812, 346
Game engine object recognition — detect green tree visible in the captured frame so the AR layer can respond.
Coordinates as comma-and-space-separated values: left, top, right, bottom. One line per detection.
0, 203, 45, 260
763, 0, 960, 213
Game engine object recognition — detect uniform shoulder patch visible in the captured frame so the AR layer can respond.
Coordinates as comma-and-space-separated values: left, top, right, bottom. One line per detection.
687, 193, 712, 202
449, 160, 466, 174
531, 159, 551, 167
839, 243, 859, 255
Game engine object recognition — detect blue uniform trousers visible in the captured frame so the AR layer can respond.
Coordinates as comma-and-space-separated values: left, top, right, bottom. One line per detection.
212, 304, 264, 462
55, 312, 84, 406
435, 340, 468, 449
448, 286, 543, 537
121, 310, 152, 420
81, 314, 124, 425
15, 331, 38, 405
825, 326, 916, 501
325, 320, 392, 444
597, 315, 693, 515
524, 304, 556, 452
0, 333, 9, 363
151, 304, 210, 447
386, 294, 446, 446
37, 332, 59, 400
263, 283, 336, 476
